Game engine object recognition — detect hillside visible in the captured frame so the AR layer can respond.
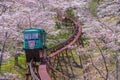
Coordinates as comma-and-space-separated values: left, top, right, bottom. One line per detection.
0, 0, 120, 79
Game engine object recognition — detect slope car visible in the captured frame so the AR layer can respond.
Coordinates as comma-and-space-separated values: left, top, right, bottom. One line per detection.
23, 28, 46, 50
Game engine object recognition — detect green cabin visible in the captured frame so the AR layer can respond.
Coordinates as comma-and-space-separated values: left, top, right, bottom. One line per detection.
23, 28, 46, 50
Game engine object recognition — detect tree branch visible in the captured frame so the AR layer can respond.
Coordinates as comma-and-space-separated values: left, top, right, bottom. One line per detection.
0, 32, 11, 71
0, 4, 7, 16
89, 55, 106, 79
94, 39, 109, 80
115, 52, 119, 80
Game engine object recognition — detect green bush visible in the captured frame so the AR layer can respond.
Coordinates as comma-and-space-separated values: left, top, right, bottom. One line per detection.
0, 55, 26, 77
55, 22, 62, 29
88, 0, 98, 16
65, 8, 75, 18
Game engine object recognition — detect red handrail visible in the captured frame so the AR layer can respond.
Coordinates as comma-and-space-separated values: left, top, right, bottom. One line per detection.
38, 64, 51, 80
49, 20, 82, 58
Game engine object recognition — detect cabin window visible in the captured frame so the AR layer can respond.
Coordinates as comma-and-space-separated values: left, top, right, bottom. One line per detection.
25, 34, 31, 40
31, 33, 39, 39
24, 33, 39, 40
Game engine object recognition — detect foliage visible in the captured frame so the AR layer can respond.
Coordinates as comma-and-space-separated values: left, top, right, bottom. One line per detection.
0, 55, 26, 78
1, 57, 15, 74
17, 54, 26, 69
82, 37, 91, 45
0, 0, 120, 79
55, 22, 62, 29
65, 8, 76, 18
46, 29, 70, 48
88, 0, 98, 16
54, 8, 76, 29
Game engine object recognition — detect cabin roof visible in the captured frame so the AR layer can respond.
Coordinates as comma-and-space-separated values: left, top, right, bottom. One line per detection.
23, 28, 46, 34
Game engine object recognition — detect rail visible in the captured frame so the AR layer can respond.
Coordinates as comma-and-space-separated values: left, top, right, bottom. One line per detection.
27, 16, 82, 80
29, 59, 39, 80
48, 17, 82, 58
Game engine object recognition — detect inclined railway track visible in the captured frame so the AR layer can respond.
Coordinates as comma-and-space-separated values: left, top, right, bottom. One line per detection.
27, 17, 82, 80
